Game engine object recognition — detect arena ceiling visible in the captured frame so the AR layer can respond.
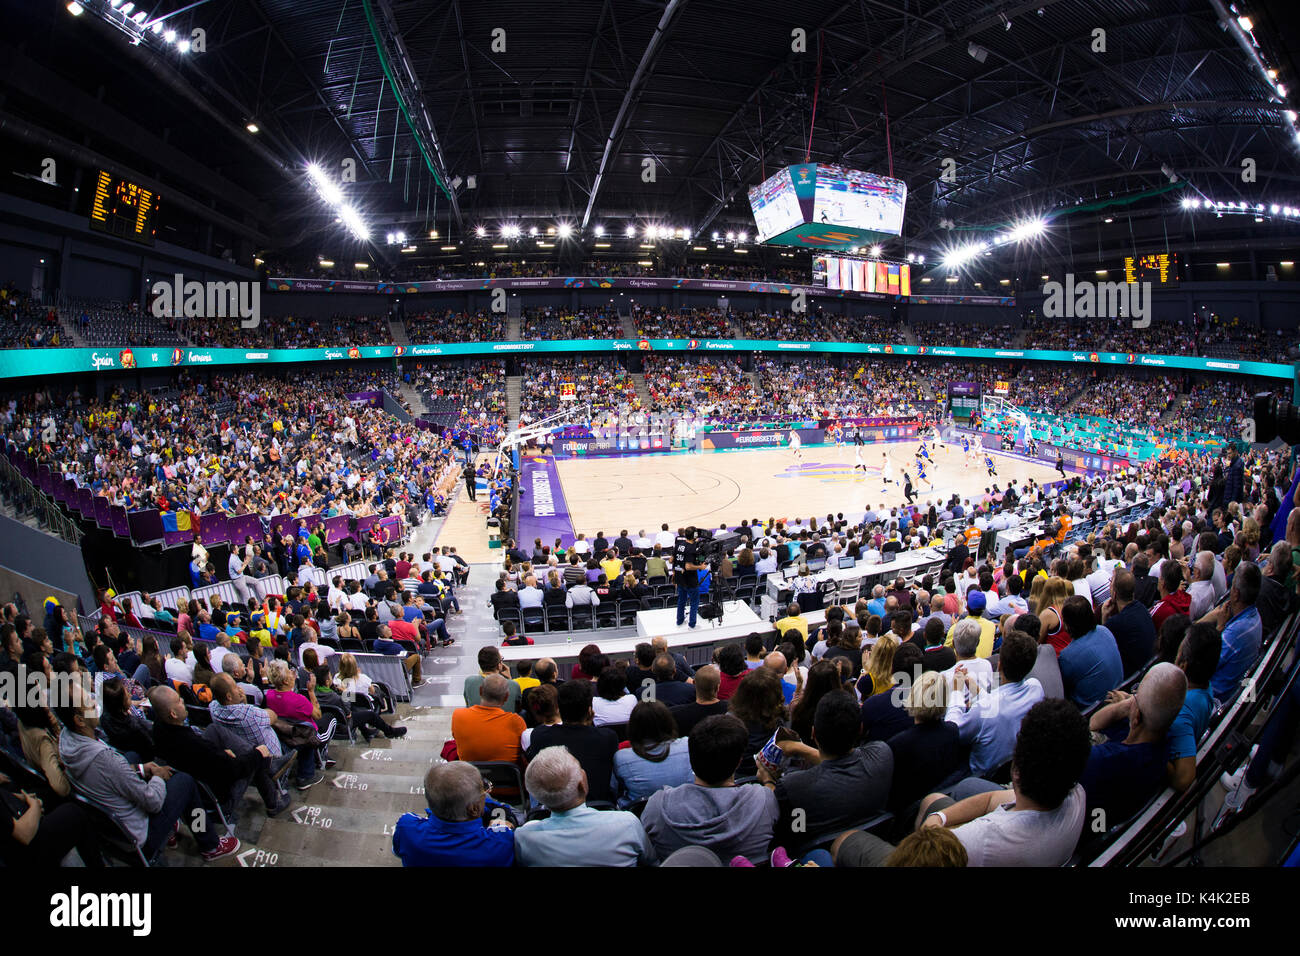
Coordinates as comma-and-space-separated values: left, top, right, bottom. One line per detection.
5, 0, 1300, 274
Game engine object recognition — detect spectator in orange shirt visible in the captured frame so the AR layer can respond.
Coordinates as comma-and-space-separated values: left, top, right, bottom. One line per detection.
451, 675, 527, 766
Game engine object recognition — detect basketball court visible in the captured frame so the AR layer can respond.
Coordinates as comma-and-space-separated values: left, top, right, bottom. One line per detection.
551, 440, 1065, 537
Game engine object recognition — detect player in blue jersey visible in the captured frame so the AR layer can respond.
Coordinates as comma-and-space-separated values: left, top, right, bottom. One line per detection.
985, 454, 997, 478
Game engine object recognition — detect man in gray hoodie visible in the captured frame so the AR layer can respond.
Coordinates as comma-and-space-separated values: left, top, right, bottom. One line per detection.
640, 714, 778, 863
55, 678, 240, 863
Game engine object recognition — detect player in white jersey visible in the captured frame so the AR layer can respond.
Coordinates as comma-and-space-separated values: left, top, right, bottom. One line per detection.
880, 451, 894, 493
853, 444, 866, 477
789, 429, 802, 462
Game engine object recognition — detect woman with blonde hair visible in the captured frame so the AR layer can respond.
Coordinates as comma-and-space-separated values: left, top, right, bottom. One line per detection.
858, 634, 900, 698
1034, 576, 1075, 655
333, 653, 406, 742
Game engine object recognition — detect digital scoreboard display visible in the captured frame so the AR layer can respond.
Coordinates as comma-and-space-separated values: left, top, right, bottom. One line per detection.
88, 169, 159, 246
948, 381, 981, 419
748, 163, 906, 249
1124, 252, 1178, 284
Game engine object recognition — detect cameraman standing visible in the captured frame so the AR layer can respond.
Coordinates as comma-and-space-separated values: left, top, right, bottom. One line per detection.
674, 527, 708, 630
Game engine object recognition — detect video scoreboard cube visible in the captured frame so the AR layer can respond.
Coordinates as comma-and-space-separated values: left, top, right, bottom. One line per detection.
88, 169, 159, 246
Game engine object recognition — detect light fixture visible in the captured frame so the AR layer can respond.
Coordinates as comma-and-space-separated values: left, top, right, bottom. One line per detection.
429, 230, 438, 239
1217, 262, 1230, 268
132, 11, 146, 24
529, 226, 539, 237
318, 260, 334, 268
1237, 15, 1253, 31
246, 122, 259, 134
967, 42, 989, 63
66, 1, 83, 14
177, 39, 191, 53
1103, 217, 1113, 223
557, 223, 573, 238
354, 262, 369, 270
475, 225, 487, 238
337, 206, 369, 241
593, 225, 605, 237
869, 245, 881, 257
625, 225, 636, 238
164, 29, 175, 42
121, 2, 134, 13
737, 231, 747, 243
306, 164, 342, 205
440, 245, 457, 251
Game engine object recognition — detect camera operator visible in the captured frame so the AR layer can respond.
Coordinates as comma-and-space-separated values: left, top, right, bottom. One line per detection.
673, 527, 708, 630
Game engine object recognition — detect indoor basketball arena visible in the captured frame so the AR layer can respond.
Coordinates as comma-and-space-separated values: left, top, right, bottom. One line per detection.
2, 0, 1299, 908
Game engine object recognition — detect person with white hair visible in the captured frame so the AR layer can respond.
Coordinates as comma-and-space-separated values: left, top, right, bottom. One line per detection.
392, 762, 515, 867
1187, 551, 1218, 622
513, 746, 656, 867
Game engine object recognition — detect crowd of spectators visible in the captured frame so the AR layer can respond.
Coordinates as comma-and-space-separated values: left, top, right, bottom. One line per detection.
518, 358, 640, 421
520, 307, 623, 340
404, 309, 506, 343
187, 313, 391, 349
0, 284, 62, 348
913, 321, 1019, 349
420, 443, 1299, 866
632, 307, 732, 339
641, 356, 763, 418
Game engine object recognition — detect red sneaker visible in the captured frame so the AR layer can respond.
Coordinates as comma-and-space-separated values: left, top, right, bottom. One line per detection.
201, 836, 241, 862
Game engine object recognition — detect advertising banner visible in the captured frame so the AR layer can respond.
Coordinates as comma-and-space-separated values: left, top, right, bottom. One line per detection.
0, 340, 1291, 380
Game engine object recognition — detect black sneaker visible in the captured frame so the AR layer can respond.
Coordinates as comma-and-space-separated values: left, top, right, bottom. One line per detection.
295, 772, 325, 791
387, 726, 408, 738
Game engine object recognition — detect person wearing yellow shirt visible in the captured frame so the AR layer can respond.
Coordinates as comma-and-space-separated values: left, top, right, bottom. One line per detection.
599, 549, 623, 584
773, 603, 809, 646
249, 625, 273, 647
943, 590, 996, 658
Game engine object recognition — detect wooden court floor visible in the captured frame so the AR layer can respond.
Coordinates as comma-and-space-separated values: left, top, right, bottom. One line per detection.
554, 441, 1066, 537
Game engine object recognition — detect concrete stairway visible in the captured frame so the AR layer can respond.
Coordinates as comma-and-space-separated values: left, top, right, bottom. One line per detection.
195, 705, 455, 869
388, 318, 410, 346
508, 314, 522, 339
1159, 392, 1191, 425
630, 371, 652, 407
506, 376, 521, 425
399, 384, 428, 417
620, 312, 637, 337
901, 324, 918, 346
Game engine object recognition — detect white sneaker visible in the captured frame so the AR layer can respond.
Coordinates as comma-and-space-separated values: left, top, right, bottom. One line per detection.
1218, 744, 1259, 791
1151, 820, 1187, 860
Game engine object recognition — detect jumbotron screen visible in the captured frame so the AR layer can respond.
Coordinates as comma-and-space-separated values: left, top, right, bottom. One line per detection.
747, 163, 907, 249
813, 254, 911, 295
812, 165, 906, 236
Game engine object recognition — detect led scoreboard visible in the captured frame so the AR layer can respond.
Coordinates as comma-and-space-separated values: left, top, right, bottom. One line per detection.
88, 170, 159, 246
1124, 252, 1179, 284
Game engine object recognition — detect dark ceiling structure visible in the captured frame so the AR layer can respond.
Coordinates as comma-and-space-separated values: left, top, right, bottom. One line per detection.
4, 0, 1300, 280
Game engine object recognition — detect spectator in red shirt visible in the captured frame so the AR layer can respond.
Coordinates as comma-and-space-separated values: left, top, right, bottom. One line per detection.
716, 644, 747, 700
1150, 561, 1191, 633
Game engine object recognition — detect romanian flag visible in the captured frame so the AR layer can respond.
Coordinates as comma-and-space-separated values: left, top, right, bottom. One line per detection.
160, 510, 195, 533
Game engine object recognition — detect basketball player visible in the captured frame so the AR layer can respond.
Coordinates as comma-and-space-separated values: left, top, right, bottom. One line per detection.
789, 428, 802, 462
853, 443, 867, 478
985, 453, 998, 478
917, 457, 934, 491
880, 451, 894, 493
1055, 449, 1066, 478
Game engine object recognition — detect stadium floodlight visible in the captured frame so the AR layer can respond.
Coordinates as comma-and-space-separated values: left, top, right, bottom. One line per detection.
529, 226, 539, 237
1238, 15, 1253, 31
151, 20, 162, 33
711, 231, 720, 240
385, 232, 395, 245
1181, 197, 1195, 209
558, 223, 573, 238
67, 1, 84, 14
164, 29, 175, 42
132, 11, 146, 23
726, 231, 735, 241
1006, 217, 1046, 242
593, 225, 604, 237
625, 225, 636, 238
475, 225, 487, 238
306, 164, 342, 205
917, 254, 925, 264
737, 231, 747, 243
120, 2, 134, 12
395, 231, 406, 245
869, 245, 882, 257
942, 241, 987, 270
177, 39, 191, 53
337, 206, 369, 241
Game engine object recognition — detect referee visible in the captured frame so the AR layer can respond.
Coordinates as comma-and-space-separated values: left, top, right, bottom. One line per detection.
673, 527, 708, 629
462, 461, 477, 501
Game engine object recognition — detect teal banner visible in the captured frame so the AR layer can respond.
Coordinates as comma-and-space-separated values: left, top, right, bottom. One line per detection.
0, 341, 1292, 380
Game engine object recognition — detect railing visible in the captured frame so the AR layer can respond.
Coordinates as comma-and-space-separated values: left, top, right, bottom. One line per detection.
0, 454, 82, 545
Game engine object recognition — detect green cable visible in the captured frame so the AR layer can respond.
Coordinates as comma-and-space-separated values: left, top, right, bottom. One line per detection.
360, 0, 453, 202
